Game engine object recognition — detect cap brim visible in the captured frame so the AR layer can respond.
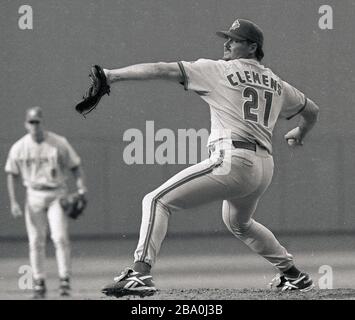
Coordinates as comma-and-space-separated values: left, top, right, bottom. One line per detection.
26, 117, 42, 122
216, 31, 246, 41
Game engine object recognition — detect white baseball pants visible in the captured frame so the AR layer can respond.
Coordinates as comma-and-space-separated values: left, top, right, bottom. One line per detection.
25, 188, 70, 280
134, 141, 294, 272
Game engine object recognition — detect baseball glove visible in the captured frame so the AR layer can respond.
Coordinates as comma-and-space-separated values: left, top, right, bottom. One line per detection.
75, 65, 111, 116
60, 193, 88, 220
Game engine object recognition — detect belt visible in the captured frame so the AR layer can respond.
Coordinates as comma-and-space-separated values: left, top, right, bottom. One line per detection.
232, 140, 257, 152
30, 185, 60, 191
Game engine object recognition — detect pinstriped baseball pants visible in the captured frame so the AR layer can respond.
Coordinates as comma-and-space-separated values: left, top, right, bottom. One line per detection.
134, 143, 294, 272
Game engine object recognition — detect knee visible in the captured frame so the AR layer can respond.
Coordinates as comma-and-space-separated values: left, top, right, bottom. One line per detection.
223, 213, 253, 238
222, 201, 254, 237
142, 191, 163, 210
29, 237, 46, 251
52, 236, 69, 248
142, 192, 172, 217
142, 192, 155, 208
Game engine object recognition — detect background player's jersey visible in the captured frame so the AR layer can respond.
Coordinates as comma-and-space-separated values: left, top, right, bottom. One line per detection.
5, 131, 81, 189
179, 58, 307, 154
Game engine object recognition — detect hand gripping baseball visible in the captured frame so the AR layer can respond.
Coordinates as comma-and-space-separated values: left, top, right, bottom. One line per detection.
284, 127, 304, 146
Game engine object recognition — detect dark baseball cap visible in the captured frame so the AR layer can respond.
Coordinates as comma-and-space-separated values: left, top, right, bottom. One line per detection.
216, 19, 264, 47
26, 106, 43, 122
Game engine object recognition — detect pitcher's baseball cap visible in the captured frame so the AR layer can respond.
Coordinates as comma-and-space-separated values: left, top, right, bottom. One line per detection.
217, 19, 264, 45
26, 106, 43, 122
216, 19, 264, 59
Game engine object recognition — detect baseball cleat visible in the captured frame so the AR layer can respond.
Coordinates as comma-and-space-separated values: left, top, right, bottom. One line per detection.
268, 273, 287, 290
101, 267, 157, 298
32, 279, 46, 299
59, 277, 71, 297
281, 272, 314, 292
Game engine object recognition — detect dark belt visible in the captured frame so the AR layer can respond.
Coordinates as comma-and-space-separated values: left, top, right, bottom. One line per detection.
232, 140, 257, 152
30, 185, 60, 191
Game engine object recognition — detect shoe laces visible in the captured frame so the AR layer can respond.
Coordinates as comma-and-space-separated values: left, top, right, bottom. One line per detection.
285, 273, 306, 283
282, 274, 307, 291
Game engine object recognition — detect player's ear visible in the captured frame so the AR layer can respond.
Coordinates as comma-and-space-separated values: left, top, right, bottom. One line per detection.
248, 42, 258, 55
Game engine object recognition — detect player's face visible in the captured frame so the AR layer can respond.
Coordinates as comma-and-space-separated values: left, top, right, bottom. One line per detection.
223, 38, 254, 61
25, 119, 44, 137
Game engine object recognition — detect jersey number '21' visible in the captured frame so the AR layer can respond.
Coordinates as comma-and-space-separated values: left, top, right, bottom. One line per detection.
243, 87, 273, 127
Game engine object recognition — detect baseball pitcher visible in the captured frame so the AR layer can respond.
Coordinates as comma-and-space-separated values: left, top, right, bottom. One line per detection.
76, 19, 319, 297
5, 107, 88, 299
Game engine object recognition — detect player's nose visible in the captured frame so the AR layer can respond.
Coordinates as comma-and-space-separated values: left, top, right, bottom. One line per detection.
224, 39, 231, 49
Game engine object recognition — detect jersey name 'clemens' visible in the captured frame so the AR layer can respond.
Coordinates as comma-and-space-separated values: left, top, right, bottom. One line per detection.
226, 70, 282, 96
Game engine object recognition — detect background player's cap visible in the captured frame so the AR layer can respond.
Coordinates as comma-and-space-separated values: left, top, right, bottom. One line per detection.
26, 106, 43, 122
216, 19, 264, 47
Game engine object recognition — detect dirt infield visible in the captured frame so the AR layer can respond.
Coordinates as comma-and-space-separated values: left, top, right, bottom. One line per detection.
106, 288, 355, 300
1, 235, 355, 300
3, 288, 355, 300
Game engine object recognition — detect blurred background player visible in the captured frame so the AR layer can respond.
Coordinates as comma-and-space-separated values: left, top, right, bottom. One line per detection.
5, 107, 88, 299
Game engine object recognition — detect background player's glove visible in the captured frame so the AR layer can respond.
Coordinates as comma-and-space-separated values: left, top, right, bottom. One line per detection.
75, 65, 110, 116
60, 192, 88, 220
284, 126, 304, 146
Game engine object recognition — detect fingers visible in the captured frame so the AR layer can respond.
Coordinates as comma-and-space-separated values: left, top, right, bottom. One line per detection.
287, 138, 296, 146
11, 202, 23, 218
286, 138, 303, 147
284, 132, 293, 140
285, 127, 303, 147
12, 208, 23, 218
284, 127, 299, 140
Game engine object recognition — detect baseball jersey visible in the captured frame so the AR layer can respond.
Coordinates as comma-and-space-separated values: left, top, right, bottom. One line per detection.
178, 58, 307, 154
5, 131, 81, 189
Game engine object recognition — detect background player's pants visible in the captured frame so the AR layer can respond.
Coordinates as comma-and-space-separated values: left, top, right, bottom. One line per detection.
25, 188, 70, 280
134, 142, 294, 272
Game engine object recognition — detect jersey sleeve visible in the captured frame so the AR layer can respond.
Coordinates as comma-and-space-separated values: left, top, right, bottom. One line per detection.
178, 59, 222, 95
279, 81, 307, 120
60, 138, 81, 169
5, 145, 20, 175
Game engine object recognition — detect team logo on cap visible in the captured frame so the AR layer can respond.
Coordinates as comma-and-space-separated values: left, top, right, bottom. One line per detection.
231, 19, 240, 30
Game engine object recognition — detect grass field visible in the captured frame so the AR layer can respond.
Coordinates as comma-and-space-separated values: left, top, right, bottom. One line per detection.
1, 234, 355, 300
